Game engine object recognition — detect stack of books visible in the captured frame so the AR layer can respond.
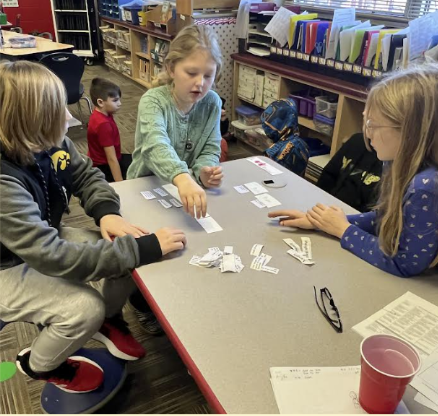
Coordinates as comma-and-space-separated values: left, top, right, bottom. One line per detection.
305, 154, 330, 183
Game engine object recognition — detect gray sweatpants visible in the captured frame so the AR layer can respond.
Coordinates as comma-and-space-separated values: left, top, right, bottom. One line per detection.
0, 227, 137, 373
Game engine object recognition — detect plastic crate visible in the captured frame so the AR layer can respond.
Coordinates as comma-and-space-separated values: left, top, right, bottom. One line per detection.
289, 94, 316, 118
315, 96, 338, 119
235, 105, 262, 126
314, 114, 335, 137
245, 128, 274, 150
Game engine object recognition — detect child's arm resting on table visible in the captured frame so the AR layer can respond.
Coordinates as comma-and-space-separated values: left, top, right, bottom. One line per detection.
341, 191, 438, 277
104, 145, 123, 182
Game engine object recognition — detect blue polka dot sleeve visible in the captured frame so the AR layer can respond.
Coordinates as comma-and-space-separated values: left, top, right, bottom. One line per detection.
340, 169, 438, 277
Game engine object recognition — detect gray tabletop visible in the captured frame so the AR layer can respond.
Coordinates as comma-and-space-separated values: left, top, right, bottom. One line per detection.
111, 157, 438, 414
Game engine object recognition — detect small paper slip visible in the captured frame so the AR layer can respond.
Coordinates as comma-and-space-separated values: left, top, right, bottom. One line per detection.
158, 199, 172, 209
287, 249, 315, 265
411, 349, 438, 407
251, 199, 266, 208
198, 247, 222, 267
169, 198, 182, 208
261, 265, 279, 275
153, 187, 168, 197
352, 292, 438, 357
270, 366, 366, 414
301, 237, 312, 260
224, 246, 233, 255
196, 215, 223, 234
250, 244, 264, 256
234, 185, 250, 194
251, 253, 271, 271
141, 191, 156, 200
255, 193, 281, 208
247, 156, 283, 176
283, 238, 302, 253
222, 253, 237, 273
244, 182, 268, 195
189, 255, 201, 267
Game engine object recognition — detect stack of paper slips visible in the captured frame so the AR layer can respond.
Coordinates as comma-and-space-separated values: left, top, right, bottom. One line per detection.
250, 244, 279, 274
189, 246, 244, 273
284, 237, 315, 265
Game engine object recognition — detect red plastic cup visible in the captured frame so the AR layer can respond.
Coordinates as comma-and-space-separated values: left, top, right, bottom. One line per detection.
359, 334, 421, 414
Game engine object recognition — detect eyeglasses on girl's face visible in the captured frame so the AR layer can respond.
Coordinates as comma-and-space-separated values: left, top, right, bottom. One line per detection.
364, 119, 399, 135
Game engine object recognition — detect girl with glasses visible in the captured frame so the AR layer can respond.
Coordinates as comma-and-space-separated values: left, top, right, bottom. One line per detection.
269, 65, 438, 277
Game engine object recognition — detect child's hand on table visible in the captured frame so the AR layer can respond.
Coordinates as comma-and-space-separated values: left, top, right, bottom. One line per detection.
155, 227, 187, 255
174, 173, 207, 218
200, 166, 223, 188
306, 204, 351, 239
268, 210, 316, 230
100, 214, 149, 241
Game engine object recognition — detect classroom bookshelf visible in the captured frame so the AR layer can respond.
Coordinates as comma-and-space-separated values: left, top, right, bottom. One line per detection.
100, 16, 173, 89
50, 0, 100, 61
231, 53, 368, 182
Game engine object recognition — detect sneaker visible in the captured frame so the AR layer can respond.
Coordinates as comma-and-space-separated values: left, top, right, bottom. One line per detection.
133, 309, 164, 336
16, 347, 104, 394
92, 316, 146, 361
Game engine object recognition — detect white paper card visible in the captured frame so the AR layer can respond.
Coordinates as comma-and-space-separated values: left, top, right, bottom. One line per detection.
251, 199, 266, 208
255, 193, 281, 208
245, 182, 268, 195
287, 249, 315, 265
224, 246, 233, 255
169, 198, 183, 208
162, 183, 181, 201
196, 215, 223, 234
158, 199, 172, 209
251, 244, 264, 256
352, 292, 438, 357
301, 237, 313, 260
261, 265, 279, 274
234, 185, 250, 194
141, 191, 156, 200
247, 156, 283, 175
283, 238, 302, 253
153, 187, 168, 197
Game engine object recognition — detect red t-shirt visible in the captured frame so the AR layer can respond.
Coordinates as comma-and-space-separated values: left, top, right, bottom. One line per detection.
87, 109, 121, 166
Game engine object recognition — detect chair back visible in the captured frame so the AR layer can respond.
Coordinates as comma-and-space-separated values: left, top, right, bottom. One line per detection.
40, 52, 85, 105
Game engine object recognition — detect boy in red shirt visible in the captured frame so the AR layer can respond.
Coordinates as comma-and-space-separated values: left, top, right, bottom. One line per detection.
88, 78, 132, 182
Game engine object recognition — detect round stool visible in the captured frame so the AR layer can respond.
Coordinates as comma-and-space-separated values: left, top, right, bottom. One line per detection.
0, 321, 127, 414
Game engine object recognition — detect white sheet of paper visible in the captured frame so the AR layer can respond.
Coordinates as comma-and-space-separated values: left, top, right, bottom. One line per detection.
264, 7, 295, 47
158, 199, 172, 209
270, 366, 366, 414
301, 237, 312, 260
251, 244, 264, 256
261, 265, 279, 274
352, 292, 438, 357
247, 156, 283, 175
326, 8, 356, 59
141, 191, 156, 200
245, 182, 268, 195
251, 199, 266, 208
196, 215, 223, 234
365, 32, 380, 67
409, 11, 438, 61
411, 349, 438, 405
415, 393, 438, 412
234, 185, 250, 194
287, 249, 315, 265
222, 253, 237, 272
224, 246, 233, 255
255, 193, 281, 208
283, 238, 302, 253
153, 187, 168, 197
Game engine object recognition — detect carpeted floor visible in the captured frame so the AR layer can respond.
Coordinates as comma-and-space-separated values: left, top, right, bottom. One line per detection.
0, 64, 258, 414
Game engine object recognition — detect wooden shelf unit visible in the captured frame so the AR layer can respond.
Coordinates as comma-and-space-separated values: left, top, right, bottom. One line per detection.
100, 16, 174, 89
231, 53, 367, 158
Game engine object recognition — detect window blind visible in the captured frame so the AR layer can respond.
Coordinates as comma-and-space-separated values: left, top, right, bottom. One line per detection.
285, 0, 437, 18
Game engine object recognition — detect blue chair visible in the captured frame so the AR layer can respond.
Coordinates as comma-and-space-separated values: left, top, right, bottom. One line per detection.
0, 319, 127, 414
39, 52, 93, 125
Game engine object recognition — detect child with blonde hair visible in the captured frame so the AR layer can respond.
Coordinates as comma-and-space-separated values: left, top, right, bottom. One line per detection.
270, 65, 438, 277
127, 24, 224, 219
0, 61, 186, 392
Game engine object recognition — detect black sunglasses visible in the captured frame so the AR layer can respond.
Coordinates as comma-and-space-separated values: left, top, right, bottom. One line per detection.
313, 286, 343, 333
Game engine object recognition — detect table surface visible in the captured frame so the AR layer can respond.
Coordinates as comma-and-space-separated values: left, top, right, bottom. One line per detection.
111, 157, 438, 414
1, 30, 73, 56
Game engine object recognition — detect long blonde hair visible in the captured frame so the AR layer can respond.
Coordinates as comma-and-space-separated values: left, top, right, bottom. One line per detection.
0, 61, 67, 165
364, 65, 438, 265
154, 24, 223, 87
